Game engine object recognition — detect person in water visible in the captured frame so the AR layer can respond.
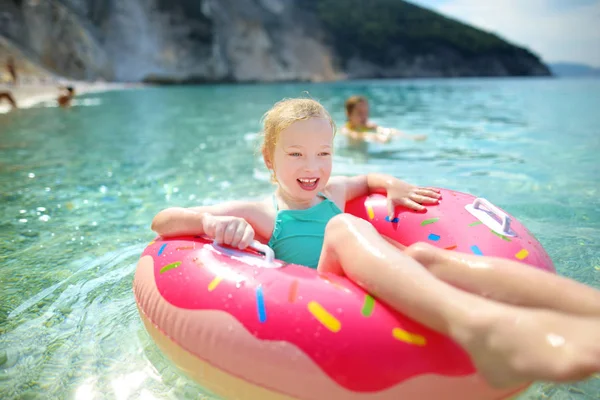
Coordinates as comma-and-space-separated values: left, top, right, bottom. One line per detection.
342, 95, 427, 143
152, 98, 440, 268
152, 97, 600, 388
57, 86, 75, 108
0, 90, 18, 110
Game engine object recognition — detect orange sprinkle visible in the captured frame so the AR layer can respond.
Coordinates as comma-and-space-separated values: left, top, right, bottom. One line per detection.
288, 280, 299, 303
176, 246, 195, 251
445, 245, 457, 250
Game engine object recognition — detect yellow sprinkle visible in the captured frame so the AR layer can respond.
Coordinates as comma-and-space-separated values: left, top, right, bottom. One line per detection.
515, 249, 529, 260
392, 327, 427, 346
208, 276, 223, 292
308, 301, 341, 332
366, 204, 375, 220
148, 241, 155, 246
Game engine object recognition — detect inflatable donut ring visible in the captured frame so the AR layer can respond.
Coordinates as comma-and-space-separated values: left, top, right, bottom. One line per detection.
134, 188, 554, 400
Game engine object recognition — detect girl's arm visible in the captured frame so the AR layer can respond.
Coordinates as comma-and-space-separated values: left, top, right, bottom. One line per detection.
151, 201, 272, 242
327, 174, 440, 215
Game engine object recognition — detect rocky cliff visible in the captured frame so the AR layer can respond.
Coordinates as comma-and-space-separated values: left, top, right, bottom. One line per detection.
0, 0, 551, 83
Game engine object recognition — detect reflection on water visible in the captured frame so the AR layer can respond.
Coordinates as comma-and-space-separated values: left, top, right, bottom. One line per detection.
1, 78, 599, 399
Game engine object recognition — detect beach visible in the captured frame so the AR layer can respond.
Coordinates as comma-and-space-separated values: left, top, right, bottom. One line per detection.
0, 81, 135, 114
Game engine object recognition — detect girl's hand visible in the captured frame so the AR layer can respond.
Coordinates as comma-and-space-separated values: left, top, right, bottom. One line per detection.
202, 214, 255, 249
386, 182, 441, 216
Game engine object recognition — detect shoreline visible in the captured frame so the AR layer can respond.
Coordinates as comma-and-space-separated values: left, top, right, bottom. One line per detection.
0, 81, 140, 114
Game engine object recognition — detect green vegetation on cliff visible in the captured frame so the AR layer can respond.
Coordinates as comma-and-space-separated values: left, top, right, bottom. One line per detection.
302, 0, 545, 71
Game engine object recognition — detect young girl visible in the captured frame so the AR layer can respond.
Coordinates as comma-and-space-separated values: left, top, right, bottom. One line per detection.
341, 95, 427, 143
152, 98, 600, 388
152, 97, 441, 269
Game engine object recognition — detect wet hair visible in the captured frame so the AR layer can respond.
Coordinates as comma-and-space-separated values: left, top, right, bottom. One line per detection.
344, 95, 368, 118
260, 98, 335, 169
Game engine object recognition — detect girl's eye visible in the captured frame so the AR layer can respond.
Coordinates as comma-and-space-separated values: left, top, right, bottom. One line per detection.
289, 152, 301, 157
319, 152, 331, 156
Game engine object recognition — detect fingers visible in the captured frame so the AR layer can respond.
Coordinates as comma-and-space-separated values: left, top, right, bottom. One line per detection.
204, 216, 254, 249
415, 188, 442, 198
213, 219, 227, 244
386, 198, 396, 218
402, 198, 426, 211
223, 219, 240, 246
238, 225, 255, 249
411, 193, 440, 204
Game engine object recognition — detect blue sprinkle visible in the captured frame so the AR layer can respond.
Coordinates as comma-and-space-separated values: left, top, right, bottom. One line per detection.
385, 216, 400, 223
471, 245, 483, 256
428, 233, 441, 241
256, 285, 267, 323
158, 243, 167, 256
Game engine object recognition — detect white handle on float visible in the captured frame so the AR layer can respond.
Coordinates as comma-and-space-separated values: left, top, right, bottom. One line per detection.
465, 197, 516, 237
211, 239, 275, 265
248, 240, 275, 264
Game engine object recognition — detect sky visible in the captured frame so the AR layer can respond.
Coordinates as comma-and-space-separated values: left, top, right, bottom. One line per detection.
410, 0, 600, 67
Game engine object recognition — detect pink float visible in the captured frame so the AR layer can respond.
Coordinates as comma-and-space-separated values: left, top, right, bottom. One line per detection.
134, 188, 554, 400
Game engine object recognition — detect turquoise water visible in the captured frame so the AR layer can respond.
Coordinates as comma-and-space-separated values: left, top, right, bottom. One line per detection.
1, 78, 599, 399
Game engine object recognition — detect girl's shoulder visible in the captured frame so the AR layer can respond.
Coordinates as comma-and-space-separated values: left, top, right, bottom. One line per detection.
323, 177, 349, 210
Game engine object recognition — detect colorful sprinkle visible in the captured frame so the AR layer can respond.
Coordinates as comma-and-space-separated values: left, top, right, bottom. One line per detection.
445, 245, 458, 250
176, 246, 195, 250
362, 294, 375, 317
421, 218, 439, 226
490, 230, 511, 242
366, 204, 375, 220
158, 243, 167, 256
469, 221, 483, 227
385, 216, 400, 223
308, 301, 341, 332
288, 280, 299, 303
428, 233, 441, 241
148, 241, 155, 246
515, 249, 529, 260
471, 245, 483, 256
208, 276, 223, 291
392, 328, 427, 346
256, 285, 267, 323
159, 261, 182, 274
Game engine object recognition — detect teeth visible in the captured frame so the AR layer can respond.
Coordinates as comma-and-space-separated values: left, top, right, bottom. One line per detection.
299, 178, 317, 183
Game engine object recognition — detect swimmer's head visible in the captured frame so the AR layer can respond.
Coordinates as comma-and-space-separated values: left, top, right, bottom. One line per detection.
345, 95, 369, 126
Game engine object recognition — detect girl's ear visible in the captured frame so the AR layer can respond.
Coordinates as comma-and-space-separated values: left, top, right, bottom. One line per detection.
262, 148, 273, 170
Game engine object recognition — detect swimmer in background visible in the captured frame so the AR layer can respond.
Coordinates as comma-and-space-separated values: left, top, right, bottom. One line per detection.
57, 86, 75, 108
341, 95, 427, 144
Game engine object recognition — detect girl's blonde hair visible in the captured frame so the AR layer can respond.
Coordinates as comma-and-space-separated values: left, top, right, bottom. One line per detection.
261, 98, 336, 167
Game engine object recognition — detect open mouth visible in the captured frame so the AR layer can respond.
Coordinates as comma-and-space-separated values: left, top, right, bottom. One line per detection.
297, 177, 319, 191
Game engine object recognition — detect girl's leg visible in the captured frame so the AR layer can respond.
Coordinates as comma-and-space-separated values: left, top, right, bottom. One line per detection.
405, 242, 600, 316
318, 214, 600, 388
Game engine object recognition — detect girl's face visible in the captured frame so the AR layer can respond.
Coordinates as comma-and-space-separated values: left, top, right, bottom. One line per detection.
348, 101, 369, 126
269, 117, 334, 203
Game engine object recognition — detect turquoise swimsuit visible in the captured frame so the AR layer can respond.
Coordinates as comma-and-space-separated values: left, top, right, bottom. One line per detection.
268, 193, 343, 269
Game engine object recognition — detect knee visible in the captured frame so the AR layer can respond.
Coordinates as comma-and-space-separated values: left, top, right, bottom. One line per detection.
325, 213, 377, 239
404, 242, 439, 266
